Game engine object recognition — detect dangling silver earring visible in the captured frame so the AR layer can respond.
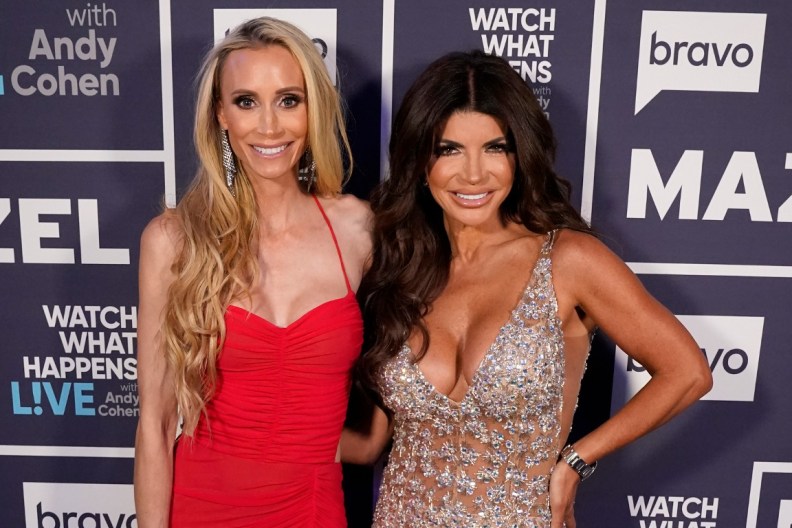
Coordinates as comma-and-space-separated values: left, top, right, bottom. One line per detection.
298, 147, 317, 192
221, 129, 236, 196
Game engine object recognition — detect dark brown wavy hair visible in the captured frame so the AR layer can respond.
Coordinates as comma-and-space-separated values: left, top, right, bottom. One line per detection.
357, 50, 591, 399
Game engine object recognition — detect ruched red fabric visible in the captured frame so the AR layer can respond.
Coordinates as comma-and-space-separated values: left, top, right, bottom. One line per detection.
170, 196, 363, 527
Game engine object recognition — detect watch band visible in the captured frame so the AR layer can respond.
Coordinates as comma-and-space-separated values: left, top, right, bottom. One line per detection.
560, 444, 597, 481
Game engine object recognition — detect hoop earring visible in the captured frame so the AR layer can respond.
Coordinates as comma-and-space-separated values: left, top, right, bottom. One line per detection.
298, 147, 317, 192
221, 129, 236, 196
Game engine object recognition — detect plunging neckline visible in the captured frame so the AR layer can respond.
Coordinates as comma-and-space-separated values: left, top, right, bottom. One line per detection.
403, 235, 556, 406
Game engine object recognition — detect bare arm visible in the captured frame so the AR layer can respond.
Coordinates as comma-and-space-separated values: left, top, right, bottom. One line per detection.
549, 230, 712, 528
556, 231, 712, 461
322, 194, 383, 463
340, 400, 393, 465
133, 215, 180, 528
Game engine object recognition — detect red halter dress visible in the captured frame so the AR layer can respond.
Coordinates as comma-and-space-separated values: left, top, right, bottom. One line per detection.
170, 196, 363, 527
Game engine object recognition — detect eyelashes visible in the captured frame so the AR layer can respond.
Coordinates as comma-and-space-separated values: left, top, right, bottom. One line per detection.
434, 144, 458, 157
280, 94, 304, 108
230, 93, 304, 109
232, 95, 255, 109
485, 142, 513, 153
433, 142, 513, 157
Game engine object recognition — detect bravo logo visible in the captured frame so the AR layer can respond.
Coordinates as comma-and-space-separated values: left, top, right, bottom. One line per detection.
612, 316, 763, 408
23, 482, 135, 528
212, 8, 337, 85
635, 11, 766, 113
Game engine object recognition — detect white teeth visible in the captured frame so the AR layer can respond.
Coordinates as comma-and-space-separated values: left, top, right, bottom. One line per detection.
455, 192, 487, 200
253, 144, 287, 155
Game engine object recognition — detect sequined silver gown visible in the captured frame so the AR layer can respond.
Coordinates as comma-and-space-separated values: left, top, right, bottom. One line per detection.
374, 232, 577, 528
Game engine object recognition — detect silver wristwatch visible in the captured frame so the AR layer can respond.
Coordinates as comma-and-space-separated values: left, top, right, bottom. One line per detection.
560, 445, 597, 481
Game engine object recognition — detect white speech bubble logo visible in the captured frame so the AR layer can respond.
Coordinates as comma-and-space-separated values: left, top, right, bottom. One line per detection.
611, 315, 764, 410
634, 11, 766, 114
213, 9, 337, 85
23, 482, 135, 528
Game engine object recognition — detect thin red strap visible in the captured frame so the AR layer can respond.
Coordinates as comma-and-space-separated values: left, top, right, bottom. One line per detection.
312, 194, 353, 293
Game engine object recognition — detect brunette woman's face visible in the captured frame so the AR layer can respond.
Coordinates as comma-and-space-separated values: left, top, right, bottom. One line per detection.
216, 45, 308, 184
426, 111, 516, 229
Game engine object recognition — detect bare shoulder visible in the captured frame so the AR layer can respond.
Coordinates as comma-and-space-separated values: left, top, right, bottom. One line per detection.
318, 193, 373, 238
551, 228, 647, 309
317, 194, 373, 278
551, 228, 623, 272
140, 210, 182, 267
321, 193, 372, 225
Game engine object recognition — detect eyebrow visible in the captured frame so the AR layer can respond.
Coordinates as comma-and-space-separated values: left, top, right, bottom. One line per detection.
436, 136, 509, 146
276, 86, 306, 95
227, 86, 306, 97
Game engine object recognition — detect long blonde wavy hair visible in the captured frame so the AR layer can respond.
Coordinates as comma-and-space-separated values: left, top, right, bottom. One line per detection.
163, 17, 352, 435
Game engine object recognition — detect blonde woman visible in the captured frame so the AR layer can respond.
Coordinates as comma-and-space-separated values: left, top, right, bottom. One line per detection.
134, 18, 371, 527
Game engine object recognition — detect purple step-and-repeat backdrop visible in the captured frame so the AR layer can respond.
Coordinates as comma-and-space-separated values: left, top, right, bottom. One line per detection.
0, 1, 789, 527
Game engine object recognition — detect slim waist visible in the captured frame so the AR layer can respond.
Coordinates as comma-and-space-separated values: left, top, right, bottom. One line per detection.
173, 439, 342, 506
187, 429, 340, 464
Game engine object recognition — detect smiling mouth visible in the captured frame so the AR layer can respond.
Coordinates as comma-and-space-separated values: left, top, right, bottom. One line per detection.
253, 144, 288, 156
454, 192, 489, 200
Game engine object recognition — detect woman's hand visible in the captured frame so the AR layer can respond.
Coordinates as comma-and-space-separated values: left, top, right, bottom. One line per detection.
549, 459, 580, 528
339, 392, 393, 465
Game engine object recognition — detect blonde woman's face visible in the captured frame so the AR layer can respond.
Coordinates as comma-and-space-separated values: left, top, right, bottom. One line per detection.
217, 45, 308, 185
